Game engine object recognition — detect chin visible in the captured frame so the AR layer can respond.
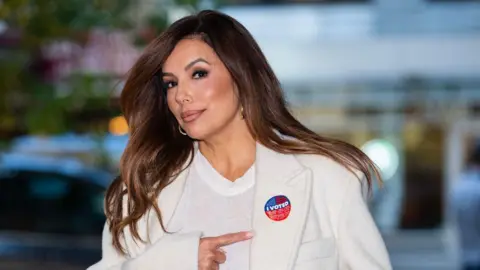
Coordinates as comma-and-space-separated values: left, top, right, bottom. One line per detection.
187, 132, 205, 141
185, 124, 220, 141
184, 126, 208, 140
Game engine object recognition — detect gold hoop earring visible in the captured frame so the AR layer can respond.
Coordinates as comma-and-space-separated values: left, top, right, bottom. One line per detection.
178, 125, 187, 136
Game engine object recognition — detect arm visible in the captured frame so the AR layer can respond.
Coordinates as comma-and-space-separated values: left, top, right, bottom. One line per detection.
337, 177, 392, 270
87, 223, 202, 270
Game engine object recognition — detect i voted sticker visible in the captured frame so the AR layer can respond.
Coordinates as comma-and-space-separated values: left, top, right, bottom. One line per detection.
264, 195, 291, 221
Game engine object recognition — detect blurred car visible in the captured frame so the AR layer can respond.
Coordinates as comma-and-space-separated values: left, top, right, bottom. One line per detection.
0, 153, 113, 269
11, 133, 129, 166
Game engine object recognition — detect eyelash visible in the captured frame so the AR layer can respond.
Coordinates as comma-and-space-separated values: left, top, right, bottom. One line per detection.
192, 70, 208, 79
162, 70, 209, 90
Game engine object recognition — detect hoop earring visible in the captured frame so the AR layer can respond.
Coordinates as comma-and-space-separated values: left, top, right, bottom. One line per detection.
178, 125, 187, 136
240, 106, 245, 119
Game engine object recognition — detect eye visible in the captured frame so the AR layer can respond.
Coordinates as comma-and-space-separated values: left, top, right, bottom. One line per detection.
162, 81, 177, 90
192, 70, 208, 79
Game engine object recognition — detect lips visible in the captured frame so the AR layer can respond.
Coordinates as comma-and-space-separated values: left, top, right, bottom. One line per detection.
181, 110, 204, 123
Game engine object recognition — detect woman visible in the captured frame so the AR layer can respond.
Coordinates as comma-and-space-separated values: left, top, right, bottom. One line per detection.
88, 10, 392, 270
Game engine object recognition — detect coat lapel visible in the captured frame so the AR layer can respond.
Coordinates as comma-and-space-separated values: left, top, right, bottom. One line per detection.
127, 163, 190, 256
250, 143, 313, 270
155, 167, 190, 229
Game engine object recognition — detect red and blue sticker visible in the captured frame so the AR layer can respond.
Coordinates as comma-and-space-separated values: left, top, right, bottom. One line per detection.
264, 195, 291, 221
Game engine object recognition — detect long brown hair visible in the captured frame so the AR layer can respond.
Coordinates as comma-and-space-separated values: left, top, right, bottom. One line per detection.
105, 9, 381, 254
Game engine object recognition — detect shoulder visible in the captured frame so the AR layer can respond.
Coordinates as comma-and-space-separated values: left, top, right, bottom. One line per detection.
295, 154, 368, 230
272, 133, 368, 204
295, 153, 366, 193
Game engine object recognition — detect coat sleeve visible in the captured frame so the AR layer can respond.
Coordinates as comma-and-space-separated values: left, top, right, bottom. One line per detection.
87, 222, 202, 270
337, 176, 392, 270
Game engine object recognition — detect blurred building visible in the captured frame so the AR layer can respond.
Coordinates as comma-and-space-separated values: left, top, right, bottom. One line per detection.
133, 0, 480, 236
206, 0, 479, 269
10, 0, 476, 239
1, 0, 476, 269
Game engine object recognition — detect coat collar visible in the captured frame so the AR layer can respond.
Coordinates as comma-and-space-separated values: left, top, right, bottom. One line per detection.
250, 143, 313, 270
157, 142, 309, 225
255, 142, 306, 185
134, 142, 313, 270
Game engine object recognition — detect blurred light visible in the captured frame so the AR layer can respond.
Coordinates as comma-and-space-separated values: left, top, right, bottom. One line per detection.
361, 139, 399, 181
109, 116, 129, 136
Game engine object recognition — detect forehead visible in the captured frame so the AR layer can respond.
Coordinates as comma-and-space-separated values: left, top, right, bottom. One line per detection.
163, 39, 218, 72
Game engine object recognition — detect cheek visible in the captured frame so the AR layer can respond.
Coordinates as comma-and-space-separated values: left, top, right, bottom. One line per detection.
198, 78, 235, 106
166, 92, 179, 116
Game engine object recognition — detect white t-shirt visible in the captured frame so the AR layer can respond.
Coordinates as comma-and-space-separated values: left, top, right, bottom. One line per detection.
168, 150, 255, 270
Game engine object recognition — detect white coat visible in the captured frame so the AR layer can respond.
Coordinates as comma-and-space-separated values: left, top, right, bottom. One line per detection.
88, 143, 392, 270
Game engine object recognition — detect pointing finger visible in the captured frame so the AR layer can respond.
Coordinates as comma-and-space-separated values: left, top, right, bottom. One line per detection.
214, 231, 254, 247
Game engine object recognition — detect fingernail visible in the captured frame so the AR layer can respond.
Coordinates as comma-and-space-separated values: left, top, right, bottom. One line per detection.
219, 248, 227, 254
246, 231, 255, 238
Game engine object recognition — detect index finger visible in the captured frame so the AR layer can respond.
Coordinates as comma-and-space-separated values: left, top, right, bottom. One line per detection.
213, 231, 254, 247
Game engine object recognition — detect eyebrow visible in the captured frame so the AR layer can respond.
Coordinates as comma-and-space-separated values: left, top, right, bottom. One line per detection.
184, 58, 210, 70
162, 58, 210, 77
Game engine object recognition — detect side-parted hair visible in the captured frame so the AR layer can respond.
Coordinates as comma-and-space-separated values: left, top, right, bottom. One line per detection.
105, 9, 381, 254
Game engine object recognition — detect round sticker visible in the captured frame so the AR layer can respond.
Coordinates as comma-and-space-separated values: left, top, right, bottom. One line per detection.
264, 195, 291, 221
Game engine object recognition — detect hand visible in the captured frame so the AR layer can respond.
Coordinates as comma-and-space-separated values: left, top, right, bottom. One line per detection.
198, 231, 254, 270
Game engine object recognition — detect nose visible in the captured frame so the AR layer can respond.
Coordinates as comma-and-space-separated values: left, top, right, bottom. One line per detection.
175, 82, 193, 105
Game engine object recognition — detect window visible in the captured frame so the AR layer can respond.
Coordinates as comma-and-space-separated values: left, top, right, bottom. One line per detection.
0, 170, 106, 236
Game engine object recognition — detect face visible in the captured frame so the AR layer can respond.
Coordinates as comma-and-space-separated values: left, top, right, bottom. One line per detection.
162, 38, 242, 140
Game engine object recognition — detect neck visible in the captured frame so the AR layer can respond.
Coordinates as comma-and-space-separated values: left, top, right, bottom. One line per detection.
198, 122, 256, 181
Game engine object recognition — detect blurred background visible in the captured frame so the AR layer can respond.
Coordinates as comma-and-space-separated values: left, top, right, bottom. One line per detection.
1, 0, 480, 269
